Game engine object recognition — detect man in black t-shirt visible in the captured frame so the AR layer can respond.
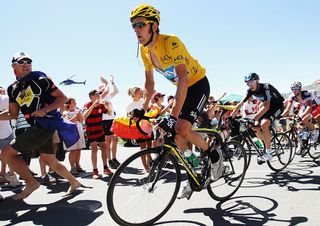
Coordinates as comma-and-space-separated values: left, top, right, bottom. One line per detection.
230, 73, 284, 162
0, 52, 81, 200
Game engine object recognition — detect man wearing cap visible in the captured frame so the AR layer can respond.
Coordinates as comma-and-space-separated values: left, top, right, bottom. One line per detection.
151, 92, 173, 116
0, 52, 82, 199
83, 88, 113, 178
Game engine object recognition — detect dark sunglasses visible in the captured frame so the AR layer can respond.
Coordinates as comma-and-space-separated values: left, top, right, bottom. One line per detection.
246, 80, 256, 86
131, 20, 153, 29
291, 88, 300, 91
15, 59, 32, 65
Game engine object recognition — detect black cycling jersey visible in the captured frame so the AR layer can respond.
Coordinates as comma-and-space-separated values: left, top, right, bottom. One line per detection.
7, 71, 57, 125
244, 83, 284, 106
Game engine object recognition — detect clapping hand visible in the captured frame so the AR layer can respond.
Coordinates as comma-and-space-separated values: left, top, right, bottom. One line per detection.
110, 75, 115, 84
100, 76, 108, 85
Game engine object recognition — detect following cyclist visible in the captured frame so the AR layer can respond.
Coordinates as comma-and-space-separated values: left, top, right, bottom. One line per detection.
230, 73, 284, 162
130, 4, 222, 199
281, 81, 320, 143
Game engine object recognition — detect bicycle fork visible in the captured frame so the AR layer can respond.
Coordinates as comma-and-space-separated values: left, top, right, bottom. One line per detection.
147, 149, 170, 193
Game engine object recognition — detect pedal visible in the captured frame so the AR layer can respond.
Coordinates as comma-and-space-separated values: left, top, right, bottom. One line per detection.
257, 159, 265, 165
186, 191, 193, 200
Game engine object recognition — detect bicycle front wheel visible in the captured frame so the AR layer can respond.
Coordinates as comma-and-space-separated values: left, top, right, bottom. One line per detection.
307, 128, 320, 159
207, 140, 247, 201
268, 132, 293, 172
107, 147, 181, 226
285, 131, 297, 162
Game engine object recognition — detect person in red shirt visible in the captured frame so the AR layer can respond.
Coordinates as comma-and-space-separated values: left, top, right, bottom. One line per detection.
83, 89, 113, 179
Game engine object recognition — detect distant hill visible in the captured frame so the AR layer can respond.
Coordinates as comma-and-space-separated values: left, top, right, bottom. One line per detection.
282, 79, 320, 98
303, 80, 320, 91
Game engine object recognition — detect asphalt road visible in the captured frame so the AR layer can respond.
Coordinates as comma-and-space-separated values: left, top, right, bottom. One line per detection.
0, 145, 319, 226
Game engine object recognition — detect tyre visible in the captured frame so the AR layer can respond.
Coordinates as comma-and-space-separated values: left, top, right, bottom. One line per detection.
307, 128, 320, 159
207, 140, 247, 201
285, 131, 297, 162
107, 147, 181, 226
268, 132, 293, 172
240, 139, 252, 170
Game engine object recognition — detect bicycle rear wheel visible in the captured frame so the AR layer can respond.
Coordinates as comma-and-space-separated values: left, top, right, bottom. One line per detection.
107, 147, 181, 226
268, 132, 293, 172
307, 128, 320, 159
207, 140, 247, 201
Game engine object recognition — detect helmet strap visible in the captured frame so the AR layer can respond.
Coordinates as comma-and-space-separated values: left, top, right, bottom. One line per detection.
143, 23, 155, 47
256, 81, 260, 90
294, 90, 301, 97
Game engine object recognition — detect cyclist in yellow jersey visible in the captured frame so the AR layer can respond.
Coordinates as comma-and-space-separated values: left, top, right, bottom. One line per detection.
130, 4, 223, 199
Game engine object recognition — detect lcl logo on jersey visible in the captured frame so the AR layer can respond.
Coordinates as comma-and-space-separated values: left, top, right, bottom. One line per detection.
16, 86, 34, 107
161, 55, 170, 63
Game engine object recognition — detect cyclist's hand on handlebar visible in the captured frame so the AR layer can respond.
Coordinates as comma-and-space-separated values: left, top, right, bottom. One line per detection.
158, 115, 177, 132
246, 118, 258, 128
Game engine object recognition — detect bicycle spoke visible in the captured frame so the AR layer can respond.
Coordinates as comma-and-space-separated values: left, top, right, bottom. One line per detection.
107, 148, 181, 226
268, 132, 292, 172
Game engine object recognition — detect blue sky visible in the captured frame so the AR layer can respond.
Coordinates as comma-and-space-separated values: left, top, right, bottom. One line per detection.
1, 1, 319, 115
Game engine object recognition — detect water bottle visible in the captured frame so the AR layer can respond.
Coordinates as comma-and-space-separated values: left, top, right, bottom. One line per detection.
302, 130, 308, 140
252, 137, 264, 149
184, 149, 199, 168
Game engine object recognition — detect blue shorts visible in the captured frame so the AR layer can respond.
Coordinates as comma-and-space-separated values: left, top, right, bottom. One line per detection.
0, 133, 14, 150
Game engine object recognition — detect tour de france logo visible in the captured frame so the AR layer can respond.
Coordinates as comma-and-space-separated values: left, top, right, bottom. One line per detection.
16, 86, 34, 107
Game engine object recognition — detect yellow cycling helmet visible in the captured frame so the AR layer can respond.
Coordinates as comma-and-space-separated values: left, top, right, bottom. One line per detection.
130, 4, 160, 24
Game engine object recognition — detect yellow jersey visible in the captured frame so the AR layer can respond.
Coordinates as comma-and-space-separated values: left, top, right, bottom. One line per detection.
140, 34, 206, 87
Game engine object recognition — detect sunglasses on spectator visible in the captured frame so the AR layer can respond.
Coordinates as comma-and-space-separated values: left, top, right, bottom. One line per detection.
131, 20, 153, 29
291, 88, 300, 91
14, 59, 32, 65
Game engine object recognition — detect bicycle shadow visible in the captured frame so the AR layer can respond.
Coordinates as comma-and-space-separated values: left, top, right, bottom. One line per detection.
242, 159, 320, 191
0, 194, 103, 226
154, 219, 207, 226
182, 195, 307, 226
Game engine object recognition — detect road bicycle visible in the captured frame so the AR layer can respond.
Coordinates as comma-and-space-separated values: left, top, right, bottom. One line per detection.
230, 117, 293, 172
284, 116, 306, 159
106, 119, 247, 226
285, 117, 320, 160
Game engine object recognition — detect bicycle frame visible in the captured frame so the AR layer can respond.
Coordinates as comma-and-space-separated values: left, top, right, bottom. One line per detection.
286, 118, 304, 145
235, 120, 265, 157
163, 143, 203, 187
151, 126, 226, 191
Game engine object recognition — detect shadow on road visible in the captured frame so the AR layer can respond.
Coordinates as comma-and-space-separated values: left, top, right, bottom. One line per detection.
183, 195, 308, 226
242, 159, 320, 191
0, 193, 103, 226
154, 219, 207, 226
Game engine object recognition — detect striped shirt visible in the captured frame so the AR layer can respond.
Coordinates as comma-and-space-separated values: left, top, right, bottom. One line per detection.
16, 112, 30, 129
83, 102, 108, 140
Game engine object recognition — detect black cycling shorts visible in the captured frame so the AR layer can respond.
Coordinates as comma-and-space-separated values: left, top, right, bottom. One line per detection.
260, 103, 284, 122
102, 119, 114, 136
179, 76, 210, 124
